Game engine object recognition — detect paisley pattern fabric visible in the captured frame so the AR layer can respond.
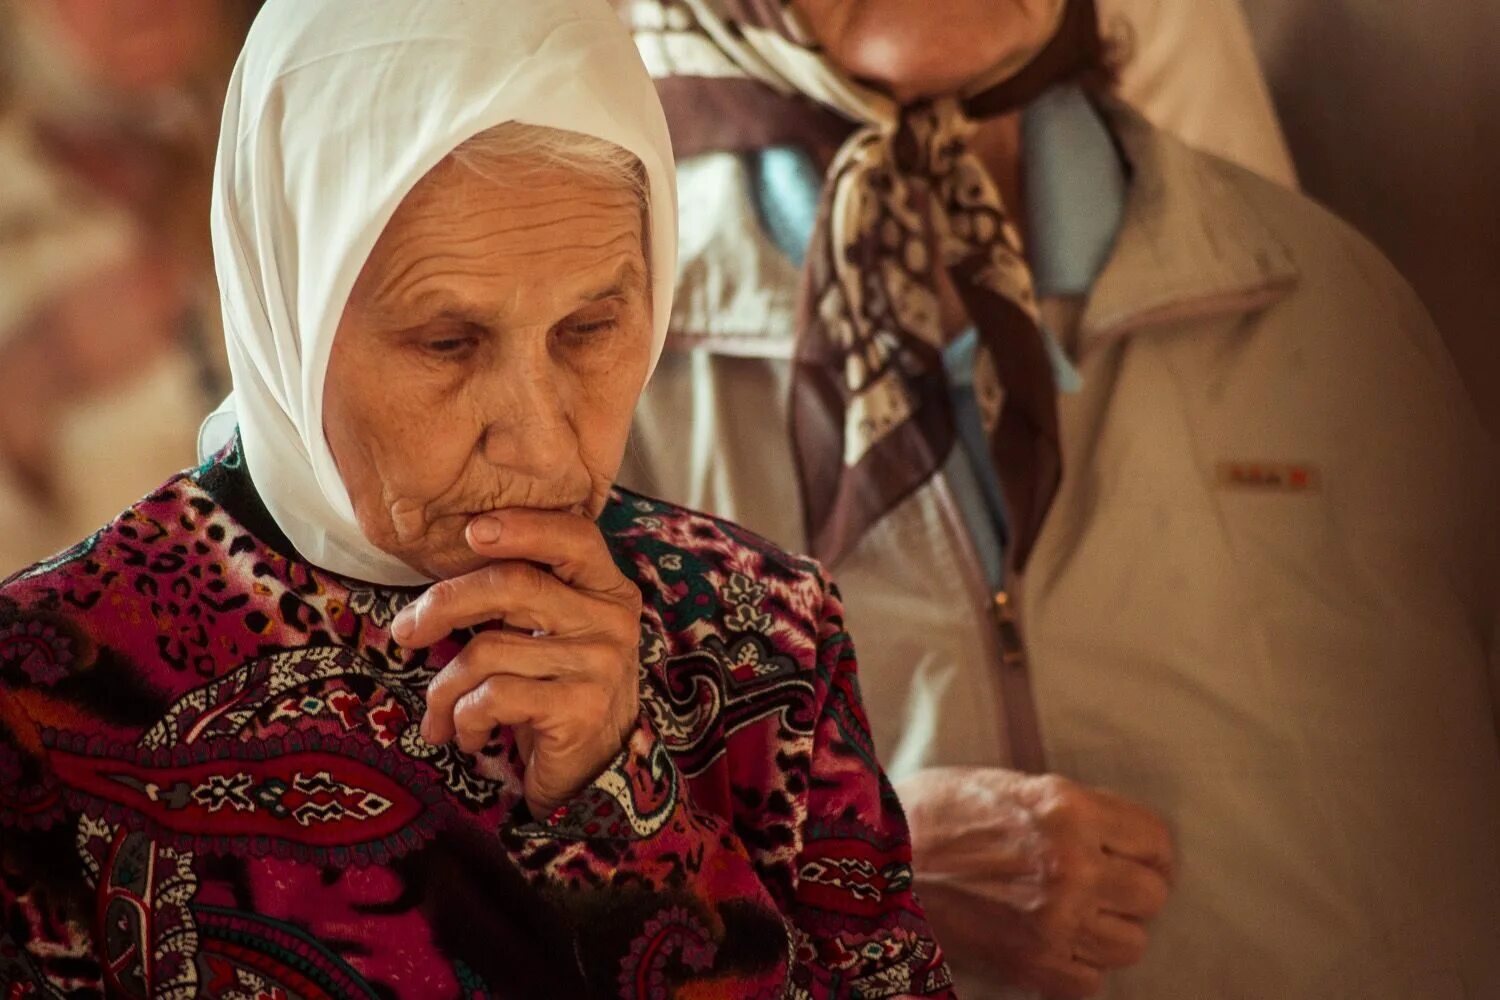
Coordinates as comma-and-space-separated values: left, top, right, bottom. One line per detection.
0, 444, 953, 999
625, 0, 1107, 568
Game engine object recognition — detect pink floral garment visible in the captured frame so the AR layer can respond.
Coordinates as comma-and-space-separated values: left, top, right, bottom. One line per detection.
0, 443, 953, 999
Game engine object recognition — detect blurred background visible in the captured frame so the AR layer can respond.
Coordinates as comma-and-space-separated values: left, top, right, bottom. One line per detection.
0, 0, 259, 571
0, 0, 1494, 576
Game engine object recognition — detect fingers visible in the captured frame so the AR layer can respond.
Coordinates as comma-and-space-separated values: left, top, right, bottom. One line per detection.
1031, 958, 1104, 1000
1073, 911, 1149, 970
445, 670, 631, 815
1096, 853, 1171, 921
390, 509, 642, 649
421, 631, 620, 746
1092, 788, 1175, 877
393, 560, 626, 648
452, 674, 554, 752
917, 882, 1103, 1000
465, 508, 634, 596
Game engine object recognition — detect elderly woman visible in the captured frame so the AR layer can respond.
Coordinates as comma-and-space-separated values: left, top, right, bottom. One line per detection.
620, 0, 1500, 998
0, 2, 953, 997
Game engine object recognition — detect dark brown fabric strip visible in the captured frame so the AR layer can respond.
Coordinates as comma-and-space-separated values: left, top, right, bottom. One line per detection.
655, 76, 853, 164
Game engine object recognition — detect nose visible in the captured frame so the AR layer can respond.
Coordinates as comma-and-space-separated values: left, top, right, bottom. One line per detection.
474, 357, 580, 483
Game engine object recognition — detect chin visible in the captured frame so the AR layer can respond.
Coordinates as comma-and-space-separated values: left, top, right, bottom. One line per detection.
838, 0, 1056, 100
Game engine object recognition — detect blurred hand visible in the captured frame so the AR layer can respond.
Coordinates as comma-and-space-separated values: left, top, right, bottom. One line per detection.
392, 508, 643, 818
898, 767, 1174, 999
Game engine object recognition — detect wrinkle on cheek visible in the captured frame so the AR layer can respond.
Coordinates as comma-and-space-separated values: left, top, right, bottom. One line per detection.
583, 469, 615, 520
387, 495, 434, 545
377, 436, 479, 543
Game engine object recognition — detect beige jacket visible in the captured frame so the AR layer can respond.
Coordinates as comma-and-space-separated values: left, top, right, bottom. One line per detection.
622, 106, 1500, 1000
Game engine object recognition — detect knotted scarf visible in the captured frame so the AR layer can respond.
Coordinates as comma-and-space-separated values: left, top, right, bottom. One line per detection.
628, 0, 1102, 569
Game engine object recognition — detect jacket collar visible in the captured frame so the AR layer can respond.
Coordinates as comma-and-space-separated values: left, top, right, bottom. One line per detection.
1077, 98, 1301, 346
667, 91, 1300, 356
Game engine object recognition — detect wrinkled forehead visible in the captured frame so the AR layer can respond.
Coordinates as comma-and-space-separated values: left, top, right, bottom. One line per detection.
350, 151, 651, 317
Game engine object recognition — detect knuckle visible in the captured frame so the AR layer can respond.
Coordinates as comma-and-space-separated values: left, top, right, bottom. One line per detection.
425, 671, 458, 709
1141, 875, 1171, 916
468, 628, 509, 657
599, 572, 641, 609
454, 677, 507, 729
423, 579, 459, 613
484, 561, 525, 595
516, 562, 552, 599
451, 693, 488, 733
603, 614, 642, 652
572, 680, 611, 721
579, 640, 627, 680
1155, 826, 1178, 867
454, 678, 496, 715
1035, 775, 1088, 824
479, 562, 512, 596
1131, 805, 1171, 841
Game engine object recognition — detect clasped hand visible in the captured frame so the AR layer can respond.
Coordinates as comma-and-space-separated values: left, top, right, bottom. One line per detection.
901, 768, 1174, 998
391, 509, 643, 819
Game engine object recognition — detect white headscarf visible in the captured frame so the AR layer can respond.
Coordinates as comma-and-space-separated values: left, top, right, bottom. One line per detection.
206, 0, 677, 586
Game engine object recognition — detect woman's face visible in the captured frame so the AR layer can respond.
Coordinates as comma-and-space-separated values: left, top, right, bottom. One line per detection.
795, 0, 1065, 102
323, 156, 653, 580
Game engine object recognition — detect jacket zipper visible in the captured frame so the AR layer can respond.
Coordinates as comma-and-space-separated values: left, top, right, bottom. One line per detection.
929, 471, 1050, 775
993, 581, 1047, 774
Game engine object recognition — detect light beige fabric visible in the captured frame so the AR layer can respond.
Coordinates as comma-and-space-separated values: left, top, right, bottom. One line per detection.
1103, 0, 1298, 188
0, 351, 205, 572
0, 115, 207, 574
621, 106, 1500, 999
0, 114, 131, 343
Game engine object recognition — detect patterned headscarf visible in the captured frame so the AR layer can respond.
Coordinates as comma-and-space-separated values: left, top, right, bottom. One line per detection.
628, 0, 1101, 570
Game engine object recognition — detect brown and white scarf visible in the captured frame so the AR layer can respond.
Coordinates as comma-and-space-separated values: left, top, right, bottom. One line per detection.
627, 0, 1102, 570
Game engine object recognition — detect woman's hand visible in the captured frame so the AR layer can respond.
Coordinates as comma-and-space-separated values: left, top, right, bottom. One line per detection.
896, 767, 1174, 999
390, 508, 643, 819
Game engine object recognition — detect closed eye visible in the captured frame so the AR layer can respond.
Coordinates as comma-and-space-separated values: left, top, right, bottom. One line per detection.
556, 300, 624, 343
413, 320, 486, 358
565, 318, 618, 336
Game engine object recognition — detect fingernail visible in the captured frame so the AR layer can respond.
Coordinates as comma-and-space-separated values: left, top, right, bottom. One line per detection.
391, 609, 413, 642
419, 712, 434, 745
469, 516, 501, 544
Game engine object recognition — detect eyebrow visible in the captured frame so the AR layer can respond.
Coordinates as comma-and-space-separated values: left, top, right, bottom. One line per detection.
395, 258, 648, 324
578, 258, 649, 303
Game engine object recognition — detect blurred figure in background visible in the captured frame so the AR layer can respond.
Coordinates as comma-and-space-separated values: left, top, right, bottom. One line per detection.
620, 0, 1500, 997
0, 0, 255, 572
